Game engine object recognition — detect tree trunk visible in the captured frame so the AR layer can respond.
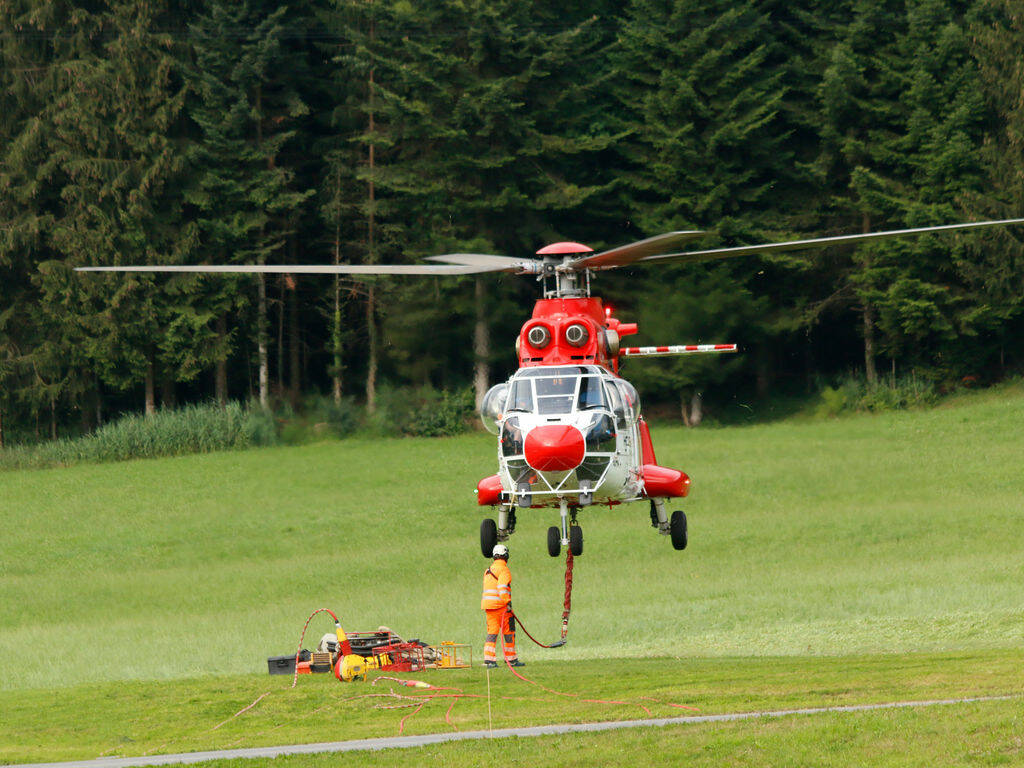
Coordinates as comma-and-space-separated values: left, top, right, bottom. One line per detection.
332, 277, 343, 404
689, 392, 703, 427
145, 359, 156, 416
277, 277, 285, 392
161, 377, 176, 409
331, 168, 344, 405
0, 407, 5, 449
365, 15, 377, 414
861, 213, 878, 385
215, 314, 228, 406
366, 286, 377, 413
756, 345, 771, 398
473, 277, 490, 409
863, 303, 878, 384
50, 397, 57, 440
257, 273, 269, 409
289, 277, 300, 407
95, 376, 103, 428
680, 391, 704, 427
255, 83, 270, 411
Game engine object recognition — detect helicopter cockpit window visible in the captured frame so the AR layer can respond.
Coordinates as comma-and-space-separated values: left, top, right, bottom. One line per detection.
518, 366, 594, 377
604, 379, 626, 426
480, 382, 508, 435
576, 376, 606, 410
535, 376, 576, 415
615, 379, 641, 419
584, 413, 616, 453
501, 416, 524, 456
506, 379, 534, 413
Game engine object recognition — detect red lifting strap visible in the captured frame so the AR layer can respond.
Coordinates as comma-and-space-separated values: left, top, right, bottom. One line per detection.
507, 548, 575, 649
561, 549, 574, 641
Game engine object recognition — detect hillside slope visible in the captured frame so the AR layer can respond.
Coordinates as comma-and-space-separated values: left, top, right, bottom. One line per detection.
1, 388, 1022, 690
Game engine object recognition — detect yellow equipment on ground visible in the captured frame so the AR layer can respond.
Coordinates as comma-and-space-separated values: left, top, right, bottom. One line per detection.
338, 654, 368, 682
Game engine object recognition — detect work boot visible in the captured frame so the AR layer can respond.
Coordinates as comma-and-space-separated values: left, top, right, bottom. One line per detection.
483, 660, 497, 669
507, 659, 525, 667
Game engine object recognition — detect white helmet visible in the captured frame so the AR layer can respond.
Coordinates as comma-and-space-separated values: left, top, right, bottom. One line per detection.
492, 544, 509, 559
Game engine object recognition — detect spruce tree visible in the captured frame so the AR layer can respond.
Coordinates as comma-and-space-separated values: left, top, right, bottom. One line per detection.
188, 0, 315, 408
29, 1, 208, 415
962, 0, 1024, 375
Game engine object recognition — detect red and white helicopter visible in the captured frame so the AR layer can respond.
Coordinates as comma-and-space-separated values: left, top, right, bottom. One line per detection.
79, 218, 1024, 558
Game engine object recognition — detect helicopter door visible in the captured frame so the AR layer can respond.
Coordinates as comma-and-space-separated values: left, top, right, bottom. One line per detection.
606, 378, 641, 474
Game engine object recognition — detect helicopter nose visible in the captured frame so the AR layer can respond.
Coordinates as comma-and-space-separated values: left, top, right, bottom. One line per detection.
524, 425, 585, 472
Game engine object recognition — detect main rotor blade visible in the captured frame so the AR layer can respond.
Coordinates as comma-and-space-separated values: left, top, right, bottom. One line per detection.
640, 219, 1024, 265
75, 263, 506, 276
566, 231, 705, 270
425, 253, 541, 272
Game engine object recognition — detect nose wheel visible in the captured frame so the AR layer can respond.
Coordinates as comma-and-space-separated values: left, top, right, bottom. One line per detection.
547, 526, 560, 557
547, 524, 583, 557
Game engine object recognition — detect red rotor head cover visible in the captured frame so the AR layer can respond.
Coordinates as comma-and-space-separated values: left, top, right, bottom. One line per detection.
524, 425, 586, 472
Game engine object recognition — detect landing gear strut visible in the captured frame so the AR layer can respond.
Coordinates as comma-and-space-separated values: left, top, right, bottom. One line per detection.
650, 498, 688, 551
497, 505, 516, 541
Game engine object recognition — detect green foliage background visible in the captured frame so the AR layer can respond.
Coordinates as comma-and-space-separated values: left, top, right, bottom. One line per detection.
1, 0, 1023, 439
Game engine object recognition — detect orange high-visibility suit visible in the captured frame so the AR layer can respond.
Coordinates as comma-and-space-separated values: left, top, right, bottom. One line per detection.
481, 558, 518, 663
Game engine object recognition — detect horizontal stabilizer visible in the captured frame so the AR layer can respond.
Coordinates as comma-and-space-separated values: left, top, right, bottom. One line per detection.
622, 344, 738, 357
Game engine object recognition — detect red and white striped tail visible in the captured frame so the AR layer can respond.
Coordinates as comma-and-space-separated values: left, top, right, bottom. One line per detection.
622, 344, 738, 357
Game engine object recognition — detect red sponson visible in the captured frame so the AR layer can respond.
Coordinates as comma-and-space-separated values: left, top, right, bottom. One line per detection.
525, 425, 585, 471
642, 465, 690, 497
476, 474, 503, 506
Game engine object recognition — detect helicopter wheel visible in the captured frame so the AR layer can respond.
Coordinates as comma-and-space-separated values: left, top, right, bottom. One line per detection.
547, 526, 561, 557
670, 510, 688, 551
569, 525, 583, 556
481, 518, 498, 558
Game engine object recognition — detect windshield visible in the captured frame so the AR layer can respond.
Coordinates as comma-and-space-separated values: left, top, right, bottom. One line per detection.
505, 372, 613, 416
506, 379, 534, 413
577, 376, 606, 410
535, 375, 576, 415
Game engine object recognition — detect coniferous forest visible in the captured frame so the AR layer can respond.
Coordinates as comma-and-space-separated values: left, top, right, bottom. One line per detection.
1, 0, 1023, 444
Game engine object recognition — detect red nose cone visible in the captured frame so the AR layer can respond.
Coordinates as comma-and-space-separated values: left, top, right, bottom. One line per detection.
524, 425, 586, 472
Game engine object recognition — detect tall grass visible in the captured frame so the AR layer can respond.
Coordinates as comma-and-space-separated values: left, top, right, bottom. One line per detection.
0, 401, 277, 471
0, 387, 477, 471
816, 373, 937, 417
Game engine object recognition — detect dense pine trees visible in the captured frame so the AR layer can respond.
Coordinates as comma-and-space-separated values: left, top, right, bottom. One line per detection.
1, 0, 1022, 439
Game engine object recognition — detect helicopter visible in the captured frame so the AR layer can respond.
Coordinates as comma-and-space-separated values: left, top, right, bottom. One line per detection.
78, 218, 1024, 559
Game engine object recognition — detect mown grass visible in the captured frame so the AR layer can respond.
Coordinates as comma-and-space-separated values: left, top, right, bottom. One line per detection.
0, 385, 1022, 763
1, 652, 1021, 763
204, 697, 1023, 768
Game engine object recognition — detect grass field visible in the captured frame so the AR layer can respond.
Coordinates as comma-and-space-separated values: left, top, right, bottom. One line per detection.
1, 384, 1022, 764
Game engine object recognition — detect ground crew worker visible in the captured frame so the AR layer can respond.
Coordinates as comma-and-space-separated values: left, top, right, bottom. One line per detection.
481, 543, 524, 668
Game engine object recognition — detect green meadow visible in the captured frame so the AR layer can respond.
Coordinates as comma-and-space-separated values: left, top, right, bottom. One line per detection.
1, 384, 1022, 764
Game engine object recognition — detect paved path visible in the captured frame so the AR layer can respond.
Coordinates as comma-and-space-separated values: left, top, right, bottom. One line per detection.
6, 694, 1017, 768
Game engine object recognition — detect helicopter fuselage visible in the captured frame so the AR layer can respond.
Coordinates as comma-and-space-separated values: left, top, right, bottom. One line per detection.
476, 297, 690, 555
